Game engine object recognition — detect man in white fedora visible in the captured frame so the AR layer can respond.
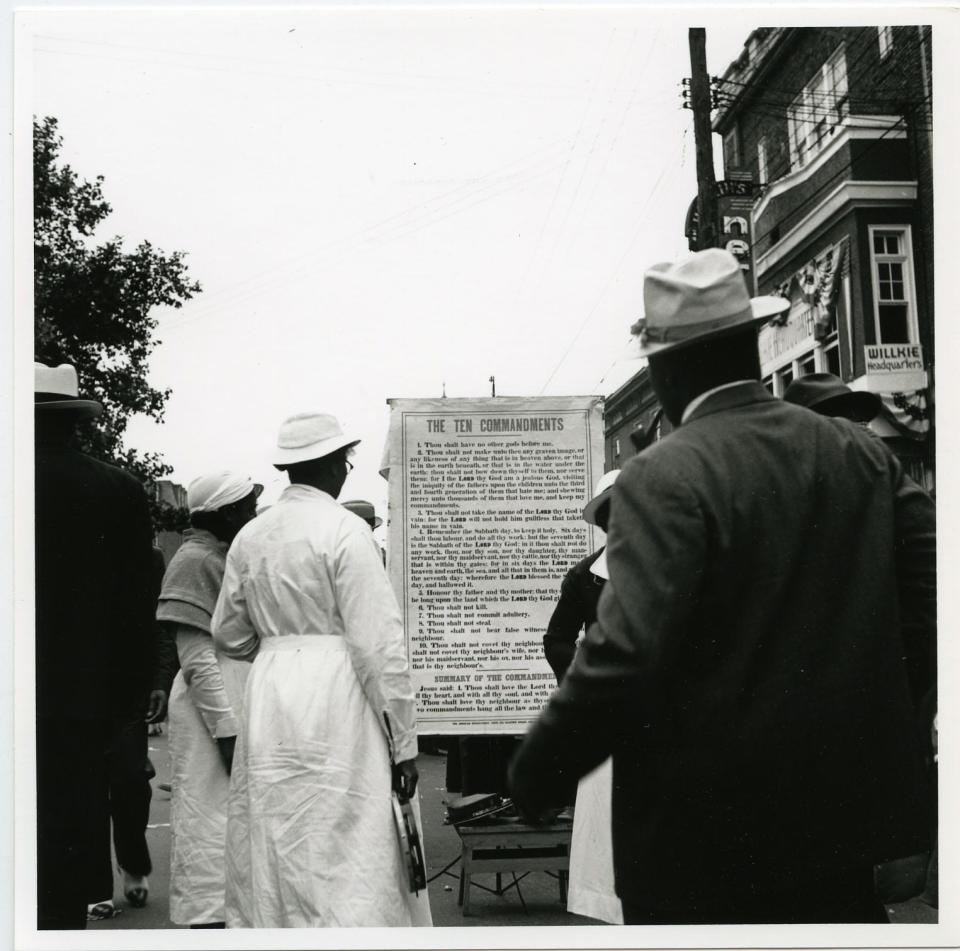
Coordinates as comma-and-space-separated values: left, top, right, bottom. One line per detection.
510, 249, 936, 923
34, 363, 157, 929
212, 413, 431, 927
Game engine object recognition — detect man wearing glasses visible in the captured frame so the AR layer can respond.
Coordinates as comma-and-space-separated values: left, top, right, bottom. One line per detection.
212, 412, 429, 928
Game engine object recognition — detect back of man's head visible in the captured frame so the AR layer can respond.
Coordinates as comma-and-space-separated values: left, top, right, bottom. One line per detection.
647, 327, 761, 426
34, 411, 78, 447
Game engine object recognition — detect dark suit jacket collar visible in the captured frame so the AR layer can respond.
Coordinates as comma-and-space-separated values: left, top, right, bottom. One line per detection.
683, 381, 775, 425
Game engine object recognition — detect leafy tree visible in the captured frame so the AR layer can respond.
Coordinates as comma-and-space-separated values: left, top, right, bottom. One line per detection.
34, 115, 199, 530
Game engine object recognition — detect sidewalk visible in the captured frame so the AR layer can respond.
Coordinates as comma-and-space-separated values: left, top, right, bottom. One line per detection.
90, 731, 936, 930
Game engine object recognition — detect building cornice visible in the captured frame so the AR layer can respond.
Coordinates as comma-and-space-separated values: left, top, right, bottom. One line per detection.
754, 180, 917, 279
752, 116, 907, 223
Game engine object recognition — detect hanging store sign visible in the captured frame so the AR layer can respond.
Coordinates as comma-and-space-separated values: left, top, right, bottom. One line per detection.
863, 344, 927, 392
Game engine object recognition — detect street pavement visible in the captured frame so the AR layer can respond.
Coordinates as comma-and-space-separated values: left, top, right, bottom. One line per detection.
90, 730, 937, 931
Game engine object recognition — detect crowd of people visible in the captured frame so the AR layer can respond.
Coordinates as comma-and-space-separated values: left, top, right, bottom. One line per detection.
34, 247, 936, 930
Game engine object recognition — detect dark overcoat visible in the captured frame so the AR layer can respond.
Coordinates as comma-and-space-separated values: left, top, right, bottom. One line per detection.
510, 382, 936, 912
543, 549, 605, 682
35, 444, 157, 722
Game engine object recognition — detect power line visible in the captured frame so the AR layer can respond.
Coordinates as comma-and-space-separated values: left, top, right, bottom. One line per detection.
749, 115, 912, 252
536, 141, 680, 396
709, 28, 932, 196
511, 27, 618, 304
160, 137, 576, 332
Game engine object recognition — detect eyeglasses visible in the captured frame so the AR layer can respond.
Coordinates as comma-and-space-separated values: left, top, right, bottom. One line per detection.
345, 459, 354, 472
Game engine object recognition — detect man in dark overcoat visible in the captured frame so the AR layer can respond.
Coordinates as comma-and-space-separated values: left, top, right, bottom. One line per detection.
34, 362, 156, 928
509, 249, 936, 924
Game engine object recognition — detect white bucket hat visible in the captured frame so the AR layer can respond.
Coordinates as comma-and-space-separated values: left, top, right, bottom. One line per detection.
582, 468, 621, 526
274, 412, 360, 468
187, 472, 263, 514
34, 362, 103, 419
630, 248, 789, 358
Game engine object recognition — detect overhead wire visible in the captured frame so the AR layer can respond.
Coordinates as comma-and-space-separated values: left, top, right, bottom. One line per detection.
33, 30, 646, 101
536, 139, 681, 396
32, 35, 643, 106
748, 114, 912, 252
561, 26, 664, 274
510, 26, 619, 304
714, 26, 931, 179
160, 137, 577, 332
534, 28, 639, 287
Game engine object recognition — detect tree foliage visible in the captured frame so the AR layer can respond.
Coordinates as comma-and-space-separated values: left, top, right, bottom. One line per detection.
34, 116, 199, 530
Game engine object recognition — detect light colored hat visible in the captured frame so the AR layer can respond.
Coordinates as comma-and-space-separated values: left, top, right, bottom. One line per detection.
783, 372, 882, 423
273, 412, 360, 467
630, 248, 790, 357
342, 499, 383, 528
34, 362, 102, 419
187, 472, 263, 514
582, 468, 621, 525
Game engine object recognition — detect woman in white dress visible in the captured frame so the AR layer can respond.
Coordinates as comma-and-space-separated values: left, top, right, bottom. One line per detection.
157, 472, 260, 928
212, 412, 431, 928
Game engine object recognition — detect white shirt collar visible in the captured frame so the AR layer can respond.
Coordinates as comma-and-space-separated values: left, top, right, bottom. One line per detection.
681, 380, 757, 425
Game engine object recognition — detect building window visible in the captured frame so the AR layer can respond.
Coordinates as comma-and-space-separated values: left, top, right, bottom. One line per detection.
775, 364, 794, 395
869, 226, 917, 344
614, 438, 621, 457
787, 45, 848, 169
823, 339, 841, 377
757, 137, 768, 185
798, 353, 817, 377
723, 125, 740, 169
878, 25, 893, 59
762, 374, 774, 394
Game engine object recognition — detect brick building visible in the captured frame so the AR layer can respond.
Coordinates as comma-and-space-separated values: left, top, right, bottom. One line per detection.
153, 478, 187, 563
603, 367, 670, 471
713, 26, 934, 488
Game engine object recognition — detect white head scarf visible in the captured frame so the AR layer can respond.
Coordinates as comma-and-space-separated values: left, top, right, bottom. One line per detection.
187, 472, 260, 514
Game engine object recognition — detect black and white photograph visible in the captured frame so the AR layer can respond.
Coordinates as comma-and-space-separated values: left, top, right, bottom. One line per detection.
9, 3, 958, 949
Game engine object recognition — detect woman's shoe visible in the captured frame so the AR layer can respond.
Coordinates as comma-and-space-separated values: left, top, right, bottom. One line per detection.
121, 869, 149, 908
87, 899, 120, 921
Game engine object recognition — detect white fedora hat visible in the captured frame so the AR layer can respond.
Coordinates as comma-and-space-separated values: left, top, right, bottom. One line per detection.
630, 248, 789, 358
582, 468, 621, 526
34, 362, 103, 419
274, 412, 360, 468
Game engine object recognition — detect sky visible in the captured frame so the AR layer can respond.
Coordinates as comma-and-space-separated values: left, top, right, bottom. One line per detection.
17, 5, 905, 530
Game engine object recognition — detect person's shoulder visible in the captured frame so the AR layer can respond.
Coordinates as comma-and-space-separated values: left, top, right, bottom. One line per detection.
171, 537, 226, 573
619, 428, 705, 488
84, 453, 148, 494
64, 451, 150, 504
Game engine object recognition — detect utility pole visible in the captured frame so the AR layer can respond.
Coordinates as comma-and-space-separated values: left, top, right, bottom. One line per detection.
489, 375, 496, 398
688, 28, 719, 250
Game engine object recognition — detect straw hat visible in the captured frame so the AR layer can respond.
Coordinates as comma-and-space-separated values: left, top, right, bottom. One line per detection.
34, 363, 102, 419
630, 248, 789, 358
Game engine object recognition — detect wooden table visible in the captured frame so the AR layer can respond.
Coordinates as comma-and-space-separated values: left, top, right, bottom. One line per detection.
454, 817, 573, 916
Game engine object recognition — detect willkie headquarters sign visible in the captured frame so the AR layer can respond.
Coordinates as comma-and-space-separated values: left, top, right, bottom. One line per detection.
863, 343, 926, 392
